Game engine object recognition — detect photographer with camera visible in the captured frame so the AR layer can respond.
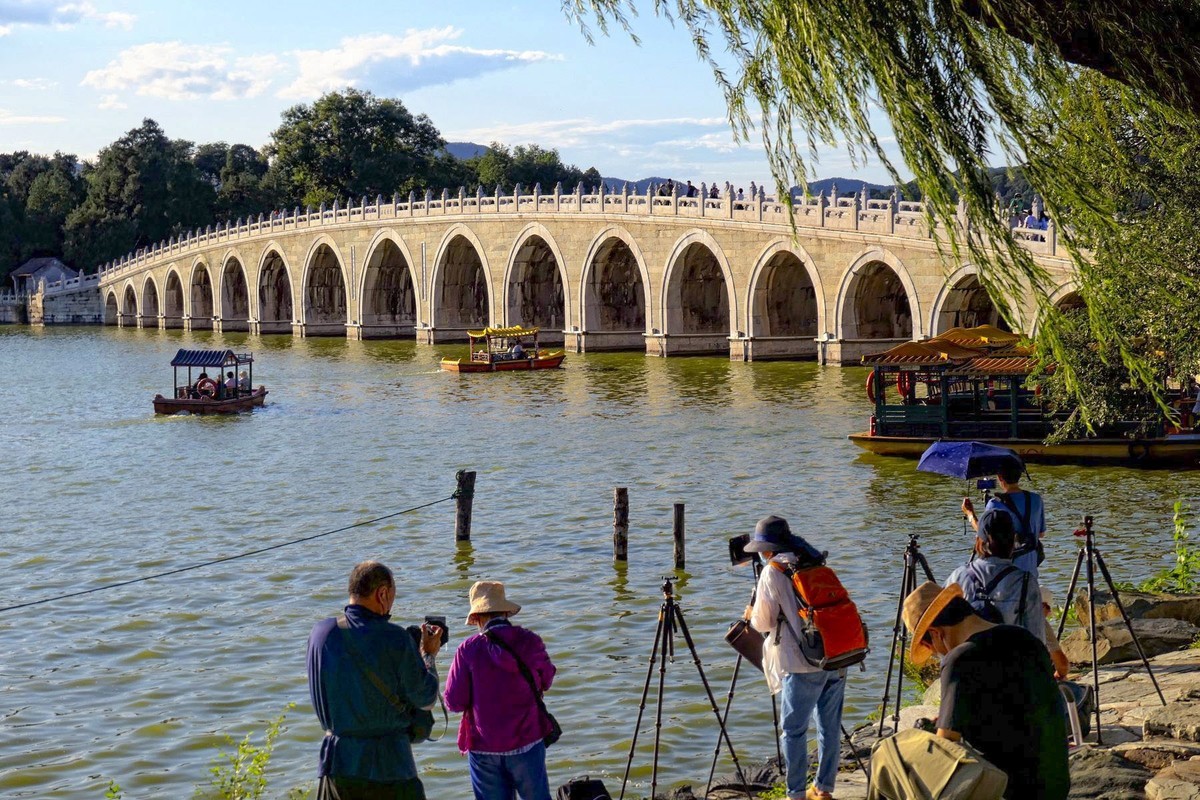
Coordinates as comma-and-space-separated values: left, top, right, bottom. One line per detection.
444, 581, 557, 800
307, 561, 444, 800
743, 516, 846, 800
961, 462, 1046, 575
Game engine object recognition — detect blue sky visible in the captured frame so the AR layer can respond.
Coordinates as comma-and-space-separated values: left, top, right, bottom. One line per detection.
0, 0, 901, 185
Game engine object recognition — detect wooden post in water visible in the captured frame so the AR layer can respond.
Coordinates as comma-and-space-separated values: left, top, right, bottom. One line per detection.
673, 503, 685, 570
613, 487, 629, 562
455, 470, 476, 541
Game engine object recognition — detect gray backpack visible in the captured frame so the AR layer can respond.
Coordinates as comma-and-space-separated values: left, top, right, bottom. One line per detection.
964, 563, 1029, 628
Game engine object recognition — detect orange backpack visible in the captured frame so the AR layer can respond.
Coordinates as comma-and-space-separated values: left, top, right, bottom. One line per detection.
771, 562, 869, 670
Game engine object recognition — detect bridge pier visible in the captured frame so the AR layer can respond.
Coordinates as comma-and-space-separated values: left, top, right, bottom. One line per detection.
348, 323, 417, 341
248, 319, 291, 335
416, 326, 473, 344
184, 315, 213, 331
825, 337, 910, 366
736, 336, 819, 362
295, 322, 346, 337
163, 314, 184, 330
216, 317, 250, 333
646, 333, 730, 357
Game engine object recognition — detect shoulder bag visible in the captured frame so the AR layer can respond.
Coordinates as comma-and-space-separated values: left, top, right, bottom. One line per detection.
484, 629, 562, 747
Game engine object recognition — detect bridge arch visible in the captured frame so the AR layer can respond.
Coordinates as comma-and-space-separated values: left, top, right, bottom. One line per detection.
1050, 281, 1086, 312
835, 248, 920, 341
218, 251, 251, 331
928, 265, 1009, 336
359, 230, 419, 337
661, 230, 736, 345
257, 245, 295, 334
301, 236, 350, 336
189, 259, 215, 329
504, 223, 569, 340
746, 240, 824, 340
104, 290, 119, 325
121, 282, 139, 323
431, 224, 492, 334
163, 267, 184, 326
141, 274, 160, 323
579, 226, 651, 349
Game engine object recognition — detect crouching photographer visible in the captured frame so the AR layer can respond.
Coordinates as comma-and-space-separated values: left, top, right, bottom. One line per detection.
307, 560, 446, 800
742, 516, 867, 800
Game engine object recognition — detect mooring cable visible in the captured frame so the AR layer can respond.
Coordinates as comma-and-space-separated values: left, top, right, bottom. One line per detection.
0, 494, 456, 614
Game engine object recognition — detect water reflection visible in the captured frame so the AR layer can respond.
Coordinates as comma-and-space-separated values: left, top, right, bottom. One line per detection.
580, 354, 650, 409
749, 360, 820, 406
661, 357, 733, 408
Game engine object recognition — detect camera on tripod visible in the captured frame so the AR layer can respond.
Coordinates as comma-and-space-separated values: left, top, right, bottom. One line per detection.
728, 533, 754, 566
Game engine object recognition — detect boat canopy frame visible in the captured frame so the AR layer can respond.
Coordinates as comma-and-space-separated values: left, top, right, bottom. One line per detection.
465, 326, 542, 364
169, 348, 254, 398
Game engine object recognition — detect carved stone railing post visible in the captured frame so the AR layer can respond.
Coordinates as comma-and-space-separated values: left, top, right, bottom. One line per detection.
475, 185, 484, 211
817, 192, 828, 227
575, 181, 584, 212
622, 182, 630, 214
1047, 219, 1057, 256
494, 183, 502, 213
726, 186, 735, 219
457, 186, 465, 213
441, 187, 449, 214
554, 181, 562, 212
887, 191, 897, 235
646, 182, 654, 215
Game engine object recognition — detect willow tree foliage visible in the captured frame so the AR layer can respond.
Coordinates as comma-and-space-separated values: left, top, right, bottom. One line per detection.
565, 0, 1199, 423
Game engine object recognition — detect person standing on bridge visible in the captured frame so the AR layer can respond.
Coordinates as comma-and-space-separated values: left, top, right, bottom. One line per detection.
307, 561, 443, 800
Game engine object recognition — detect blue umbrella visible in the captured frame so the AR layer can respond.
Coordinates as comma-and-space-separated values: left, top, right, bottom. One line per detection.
916, 441, 1023, 479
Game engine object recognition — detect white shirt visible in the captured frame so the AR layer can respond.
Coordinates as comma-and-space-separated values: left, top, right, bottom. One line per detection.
749, 553, 822, 693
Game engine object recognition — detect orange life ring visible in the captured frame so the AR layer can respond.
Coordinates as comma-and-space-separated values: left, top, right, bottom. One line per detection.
196, 378, 218, 398
896, 371, 913, 397
866, 371, 878, 404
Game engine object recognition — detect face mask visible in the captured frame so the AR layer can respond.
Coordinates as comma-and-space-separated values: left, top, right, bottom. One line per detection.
759, 553, 771, 565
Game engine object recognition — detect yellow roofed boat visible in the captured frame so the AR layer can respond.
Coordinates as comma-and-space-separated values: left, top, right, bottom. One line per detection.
440, 326, 566, 373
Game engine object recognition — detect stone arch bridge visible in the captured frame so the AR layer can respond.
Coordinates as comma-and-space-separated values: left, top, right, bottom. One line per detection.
95, 186, 1075, 364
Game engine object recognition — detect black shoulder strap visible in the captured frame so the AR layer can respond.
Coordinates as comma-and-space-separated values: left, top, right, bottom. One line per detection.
981, 565, 1019, 597
995, 492, 1034, 537
484, 629, 551, 720
336, 616, 409, 714
1017, 572, 1030, 625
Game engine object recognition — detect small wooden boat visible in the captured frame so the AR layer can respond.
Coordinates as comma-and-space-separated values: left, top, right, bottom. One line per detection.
848, 325, 1200, 465
440, 326, 566, 373
154, 348, 268, 415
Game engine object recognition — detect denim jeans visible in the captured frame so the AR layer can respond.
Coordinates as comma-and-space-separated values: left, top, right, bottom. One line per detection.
467, 742, 551, 800
780, 670, 846, 798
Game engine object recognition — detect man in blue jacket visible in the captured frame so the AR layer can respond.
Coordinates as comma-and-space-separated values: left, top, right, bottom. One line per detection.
308, 561, 443, 800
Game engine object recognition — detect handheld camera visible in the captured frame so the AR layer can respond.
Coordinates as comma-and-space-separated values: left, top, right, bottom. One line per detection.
424, 615, 450, 646
728, 534, 753, 567
976, 478, 997, 491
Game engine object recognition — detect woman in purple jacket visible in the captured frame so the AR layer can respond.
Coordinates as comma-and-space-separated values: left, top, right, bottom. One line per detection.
445, 581, 557, 800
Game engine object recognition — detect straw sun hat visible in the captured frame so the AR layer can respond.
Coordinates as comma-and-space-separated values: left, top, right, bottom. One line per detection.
465, 581, 521, 626
903, 581, 964, 666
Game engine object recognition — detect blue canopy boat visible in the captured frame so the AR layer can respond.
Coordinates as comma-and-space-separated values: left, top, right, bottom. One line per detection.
153, 349, 268, 415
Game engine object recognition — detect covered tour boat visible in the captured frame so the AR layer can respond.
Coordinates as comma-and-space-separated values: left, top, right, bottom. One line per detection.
153, 349, 268, 415
440, 326, 566, 373
848, 325, 1200, 465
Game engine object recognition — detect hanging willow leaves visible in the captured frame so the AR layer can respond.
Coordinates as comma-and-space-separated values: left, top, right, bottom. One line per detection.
563, 0, 1200, 427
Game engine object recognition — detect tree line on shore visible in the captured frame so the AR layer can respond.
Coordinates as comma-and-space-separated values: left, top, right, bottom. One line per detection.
0, 88, 602, 282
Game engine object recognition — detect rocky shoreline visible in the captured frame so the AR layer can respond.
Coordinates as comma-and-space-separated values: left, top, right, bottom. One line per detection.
660, 590, 1200, 800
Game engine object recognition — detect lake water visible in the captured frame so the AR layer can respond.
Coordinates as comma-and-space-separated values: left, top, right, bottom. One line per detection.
1, 325, 1197, 799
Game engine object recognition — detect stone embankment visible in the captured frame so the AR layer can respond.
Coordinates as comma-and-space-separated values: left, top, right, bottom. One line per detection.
664, 591, 1200, 800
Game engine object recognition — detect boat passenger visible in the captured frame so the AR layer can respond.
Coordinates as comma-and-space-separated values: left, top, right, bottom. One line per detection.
224, 371, 237, 396
511, 341, 525, 360
238, 370, 249, 394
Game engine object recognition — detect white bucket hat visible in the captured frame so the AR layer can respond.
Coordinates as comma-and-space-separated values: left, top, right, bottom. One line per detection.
465, 581, 521, 626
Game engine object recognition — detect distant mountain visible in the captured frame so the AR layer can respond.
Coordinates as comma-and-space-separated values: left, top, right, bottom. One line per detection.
445, 141, 489, 160
594, 174, 900, 198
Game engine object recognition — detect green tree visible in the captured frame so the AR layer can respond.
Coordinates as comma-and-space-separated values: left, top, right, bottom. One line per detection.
64, 119, 215, 270
268, 89, 444, 207
23, 166, 81, 259
471, 143, 587, 192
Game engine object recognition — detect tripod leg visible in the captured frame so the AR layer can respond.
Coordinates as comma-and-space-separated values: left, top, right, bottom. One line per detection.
650, 606, 671, 800
915, 550, 936, 583
672, 604, 754, 800
842, 724, 870, 790
1094, 549, 1167, 705
1084, 544, 1104, 745
772, 692, 783, 764
704, 654, 744, 796
891, 561, 918, 734
878, 554, 913, 737
1058, 547, 1086, 641
618, 609, 665, 800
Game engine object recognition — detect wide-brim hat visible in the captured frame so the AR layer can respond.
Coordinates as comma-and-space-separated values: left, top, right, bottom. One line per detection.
465, 580, 521, 625
743, 515, 793, 553
903, 582, 964, 666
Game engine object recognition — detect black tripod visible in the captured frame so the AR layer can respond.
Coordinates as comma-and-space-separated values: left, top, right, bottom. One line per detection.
878, 534, 936, 737
620, 577, 752, 800
704, 560, 782, 796
1056, 515, 1166, 743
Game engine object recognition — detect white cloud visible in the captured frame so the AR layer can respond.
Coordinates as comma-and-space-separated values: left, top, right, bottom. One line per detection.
6, 77, 57, 90
82, 42, 279, 101
0, 1, 134, 33
449, 116, 730, 150
277, 27, 561, 100
97, 93, 125, 109
0, 108, 66, 125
